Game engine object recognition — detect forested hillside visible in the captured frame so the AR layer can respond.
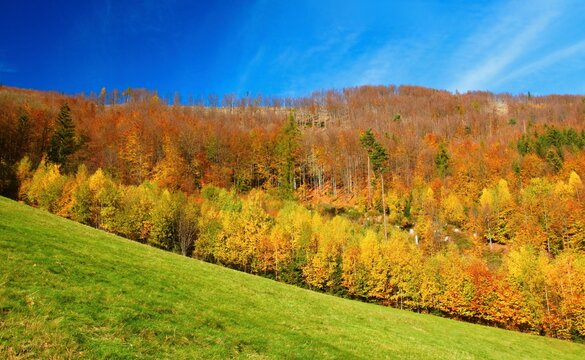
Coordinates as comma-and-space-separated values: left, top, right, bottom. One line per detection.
1, 85, 585, 340
4, 196, 584, 358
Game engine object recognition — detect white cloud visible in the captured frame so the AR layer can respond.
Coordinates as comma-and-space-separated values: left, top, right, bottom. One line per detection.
449, 0, 564, 92
493, 39, 585, 87
231, 0, 581, 95
351, 43, 399, 85
270, 30, 363, 95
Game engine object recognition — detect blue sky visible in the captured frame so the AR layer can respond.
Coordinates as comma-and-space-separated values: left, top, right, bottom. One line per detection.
1, 0, 584, 99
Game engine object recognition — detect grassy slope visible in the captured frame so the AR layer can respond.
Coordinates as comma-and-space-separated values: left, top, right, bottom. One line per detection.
0, 197, 583, 359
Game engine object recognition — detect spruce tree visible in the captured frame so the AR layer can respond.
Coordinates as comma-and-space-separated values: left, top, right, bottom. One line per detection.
360, 129, 389, 239
435, 142, 450, 178
48, 104, 77, 168
276, 113, 301, 198
359, 129, 389, 174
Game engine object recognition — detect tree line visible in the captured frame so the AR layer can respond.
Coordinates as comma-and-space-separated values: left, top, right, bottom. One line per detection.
14, 158, 585, 339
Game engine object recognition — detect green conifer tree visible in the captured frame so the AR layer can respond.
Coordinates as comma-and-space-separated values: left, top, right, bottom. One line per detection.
435, 142, 450, 178
360, 129, 389, 239
48, 104, 77, 169
276, 113, 301, 198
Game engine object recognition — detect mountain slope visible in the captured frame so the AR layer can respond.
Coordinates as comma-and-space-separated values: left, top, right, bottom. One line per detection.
0, 196, 583, 359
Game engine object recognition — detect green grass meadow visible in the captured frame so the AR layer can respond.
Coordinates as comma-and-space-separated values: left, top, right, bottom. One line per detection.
0, 196, 583, 359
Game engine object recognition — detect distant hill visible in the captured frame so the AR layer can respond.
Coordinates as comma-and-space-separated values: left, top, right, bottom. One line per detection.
1, 196, 583, 359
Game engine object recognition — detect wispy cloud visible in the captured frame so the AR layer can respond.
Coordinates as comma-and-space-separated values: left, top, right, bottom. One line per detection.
237, 30, 360, 96
0, 62, 16, 73
342, 32, 442, 88
289, 30, 363, 91
237, 46, 265, 93
493, 39, 585, 88
449, 1, 563, 92
220, 0, 582, 96
334, 41, 404, 88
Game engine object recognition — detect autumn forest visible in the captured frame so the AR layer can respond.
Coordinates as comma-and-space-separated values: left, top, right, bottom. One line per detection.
1, 85, 585, 341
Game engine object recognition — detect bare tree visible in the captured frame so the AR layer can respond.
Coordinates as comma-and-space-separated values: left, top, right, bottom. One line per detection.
177, 202, 199, 256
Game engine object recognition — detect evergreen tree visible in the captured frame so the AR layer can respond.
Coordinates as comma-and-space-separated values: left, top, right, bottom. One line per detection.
435, 142, 450, 178
276, 113, 301, 198
360, 129, 389, 239
48, 104, 77, 169
360, 129, 389, 174
545, 149, 563, 173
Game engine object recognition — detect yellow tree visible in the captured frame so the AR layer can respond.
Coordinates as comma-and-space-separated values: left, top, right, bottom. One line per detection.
15, 156, 33, 201
115, 182, 156, 242
546, 251, 585, 339
267, 223, 297, 280
522, 178, 555, 254
360, 230, 383, 298
383, 233, 423, 309
419, 255, 441, 311
196, 186, 242, 262
217, 191, 272, 273
441, 193, 466, 228
435, 243, 474, 317
412, 185, 438, 251
479, 179, 512, 249
303, 216, 350, 292
504, 245, 551, 332
70, 165, 92, 224
271, 202, 313, 283
88, 168, 119, 231
149, 189, 180, 251
177, 197, 199, 256
122, 128, 151, 184
26, 159, 67, 213
550, 172, 585, 251
153, 136, 192, 192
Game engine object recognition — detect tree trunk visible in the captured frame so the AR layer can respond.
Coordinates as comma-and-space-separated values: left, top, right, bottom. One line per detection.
487, 217, 493, 250
367, 157, 371, 208
381, 173, 388, 241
